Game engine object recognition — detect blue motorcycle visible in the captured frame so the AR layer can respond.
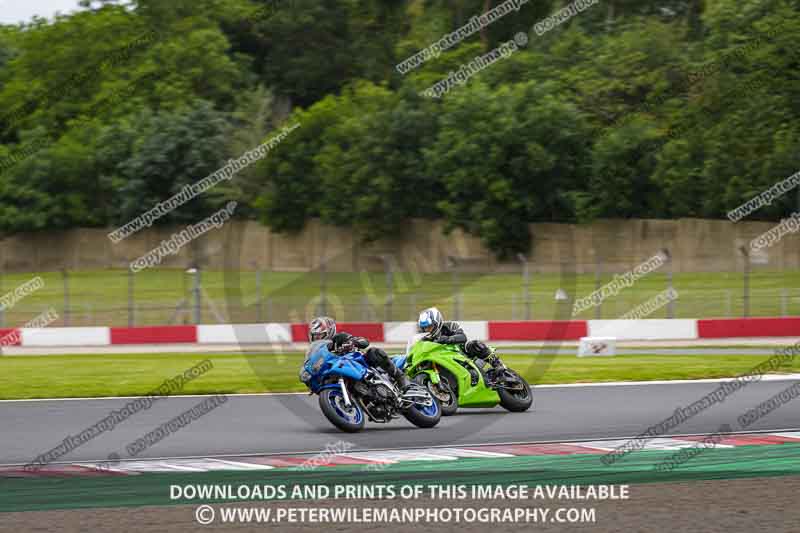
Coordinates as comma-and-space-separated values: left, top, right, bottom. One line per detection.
299, 341, 441, 432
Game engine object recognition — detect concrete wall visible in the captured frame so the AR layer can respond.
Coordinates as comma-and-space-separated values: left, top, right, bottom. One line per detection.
1, 218, 797, 273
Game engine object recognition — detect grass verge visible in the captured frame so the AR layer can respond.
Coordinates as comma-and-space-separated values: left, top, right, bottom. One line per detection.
1, 352, 798, 400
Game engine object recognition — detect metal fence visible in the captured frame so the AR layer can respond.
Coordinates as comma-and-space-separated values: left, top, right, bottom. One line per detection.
0, 256, 798, 327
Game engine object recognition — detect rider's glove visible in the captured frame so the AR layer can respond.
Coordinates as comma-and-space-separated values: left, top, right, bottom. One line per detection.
352, 336, 369, 349
337, 341, 356, 354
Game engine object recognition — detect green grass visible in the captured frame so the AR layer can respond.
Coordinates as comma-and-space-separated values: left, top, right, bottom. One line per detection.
1, 352, 798, 400
2, 267, 800, 327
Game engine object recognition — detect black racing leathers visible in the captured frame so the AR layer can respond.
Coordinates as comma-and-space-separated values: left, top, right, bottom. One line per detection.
431, 321, 493, 361
432, 321, 468, 346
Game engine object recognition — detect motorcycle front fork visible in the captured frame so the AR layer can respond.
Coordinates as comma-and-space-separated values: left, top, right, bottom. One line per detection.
338, 378, 353, 406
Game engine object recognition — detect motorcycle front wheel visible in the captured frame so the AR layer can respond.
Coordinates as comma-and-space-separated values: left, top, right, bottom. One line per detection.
403, 393, 442, 428
414, 372, 458, 416
319, 388, 366, 432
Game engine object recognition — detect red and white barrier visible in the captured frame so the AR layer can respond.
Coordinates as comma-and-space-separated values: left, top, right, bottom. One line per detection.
697, 317, 800, 338
24, 327, 110, 346
110, 326, 196, 345
489, 320, 588, 341
197, 324, 292, 344
4, 317, 798, 346
587, 319, 698, 341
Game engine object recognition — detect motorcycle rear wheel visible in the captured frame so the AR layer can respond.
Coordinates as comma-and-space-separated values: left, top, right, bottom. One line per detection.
497, 371, 533, 413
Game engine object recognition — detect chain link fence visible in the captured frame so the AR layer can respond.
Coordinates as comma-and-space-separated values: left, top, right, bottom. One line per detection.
0, 252, 798, 327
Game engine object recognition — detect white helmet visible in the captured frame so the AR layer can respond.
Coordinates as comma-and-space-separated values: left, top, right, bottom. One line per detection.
417, 307, 443, 339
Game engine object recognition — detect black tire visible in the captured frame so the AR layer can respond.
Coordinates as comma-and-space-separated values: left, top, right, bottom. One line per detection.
318, 388, 366, 433
402, 392, 441, 428
414, 372, 458, 416
497, 371, 533, 412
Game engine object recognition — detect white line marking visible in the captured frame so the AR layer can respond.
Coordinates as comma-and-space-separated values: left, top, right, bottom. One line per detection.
206, 459, 275, 470
111, 461, 206, 472
5, 428, 798, 469
345, 451, 459, 462
424, 448, 516, 458
770, 432, 800, 440
574, 437, 732, 452
533, 374, 800, 388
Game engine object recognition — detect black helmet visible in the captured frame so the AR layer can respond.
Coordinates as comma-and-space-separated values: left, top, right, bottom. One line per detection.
308, 316, 336, 342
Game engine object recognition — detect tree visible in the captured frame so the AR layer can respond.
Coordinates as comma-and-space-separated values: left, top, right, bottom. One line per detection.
96, 100, 231, 227
425, 80, 591, 257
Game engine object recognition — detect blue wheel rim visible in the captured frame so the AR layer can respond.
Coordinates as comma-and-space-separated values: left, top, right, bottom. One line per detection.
418, 398, 439, 417
329, 389, 363, 424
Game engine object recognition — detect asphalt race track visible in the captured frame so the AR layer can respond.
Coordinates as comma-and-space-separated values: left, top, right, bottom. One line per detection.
3, 378, 800, 466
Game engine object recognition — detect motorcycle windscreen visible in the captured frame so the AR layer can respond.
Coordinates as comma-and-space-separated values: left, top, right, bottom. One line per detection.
391, 354, 407, 370
405, 332, 427, 355
303, 340, 335, 378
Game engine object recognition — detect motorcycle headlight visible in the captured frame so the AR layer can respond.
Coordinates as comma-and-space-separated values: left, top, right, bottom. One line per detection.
299, 369, 312, 383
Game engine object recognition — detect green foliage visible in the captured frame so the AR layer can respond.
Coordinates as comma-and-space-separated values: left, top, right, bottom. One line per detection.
0, 0, 799, 257
314, 84, 441, 241
425, 80, 590, 256
96, 100, 231, 226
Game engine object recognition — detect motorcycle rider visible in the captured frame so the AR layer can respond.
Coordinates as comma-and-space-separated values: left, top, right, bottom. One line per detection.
417, 307, 500, 368
308, 316, 413, 393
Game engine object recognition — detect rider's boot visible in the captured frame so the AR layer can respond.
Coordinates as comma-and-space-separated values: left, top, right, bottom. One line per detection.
487, 352, 503, 369
388, 363, 413, 394
365, 346, 415, 396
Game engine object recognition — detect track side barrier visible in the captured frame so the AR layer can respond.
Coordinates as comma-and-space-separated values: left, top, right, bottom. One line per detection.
6, 317, 800, 346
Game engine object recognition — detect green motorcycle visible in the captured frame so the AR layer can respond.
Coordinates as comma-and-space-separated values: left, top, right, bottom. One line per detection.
392, 334, 533, 416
